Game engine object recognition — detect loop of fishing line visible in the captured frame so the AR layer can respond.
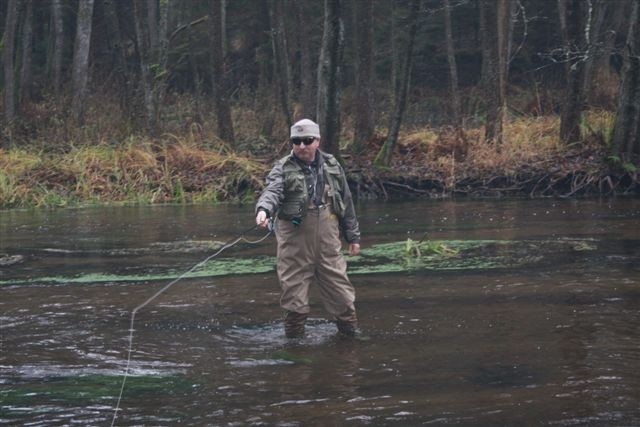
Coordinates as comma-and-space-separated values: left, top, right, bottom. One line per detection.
111, 224, 271, 426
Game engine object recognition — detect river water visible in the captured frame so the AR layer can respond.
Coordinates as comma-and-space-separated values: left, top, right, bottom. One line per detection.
1, 198, 639, 426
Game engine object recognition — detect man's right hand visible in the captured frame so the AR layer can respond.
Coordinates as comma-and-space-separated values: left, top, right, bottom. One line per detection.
256, 210, 269, 228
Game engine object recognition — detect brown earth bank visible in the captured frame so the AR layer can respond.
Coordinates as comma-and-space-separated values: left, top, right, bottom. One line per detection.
345, 127, 639, 200
349, 164, 639, 201
350, 166, 639, 200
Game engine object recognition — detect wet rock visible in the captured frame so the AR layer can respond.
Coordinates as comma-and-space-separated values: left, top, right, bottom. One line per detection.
0, 254, 24, 267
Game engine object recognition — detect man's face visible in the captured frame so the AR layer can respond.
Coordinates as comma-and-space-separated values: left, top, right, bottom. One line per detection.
291, 137, 319, 164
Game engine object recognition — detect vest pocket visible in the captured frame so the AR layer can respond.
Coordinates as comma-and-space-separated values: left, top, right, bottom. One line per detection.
280, 200, 304, 219
325, 168, 345, 216
281, 172, 306, 220
284, 172, 305, 193
332, 194, 346, 216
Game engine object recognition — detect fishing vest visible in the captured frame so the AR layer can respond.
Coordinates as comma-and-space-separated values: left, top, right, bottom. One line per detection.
278, 153, 347, 222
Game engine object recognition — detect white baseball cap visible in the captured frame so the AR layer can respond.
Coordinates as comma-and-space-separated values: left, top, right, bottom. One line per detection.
290, 119, 320, 139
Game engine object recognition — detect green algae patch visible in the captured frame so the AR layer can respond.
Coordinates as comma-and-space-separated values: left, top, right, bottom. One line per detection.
0, 238, 597, 285
347, 238, 597, 274
348, 239, 508, 274
0, 375, 196, 407
0, 255, 276, 285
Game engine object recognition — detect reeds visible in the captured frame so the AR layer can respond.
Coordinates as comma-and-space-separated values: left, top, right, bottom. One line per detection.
0, 136, 268, 208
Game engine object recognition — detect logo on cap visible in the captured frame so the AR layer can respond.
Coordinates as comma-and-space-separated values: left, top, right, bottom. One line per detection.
296, 126, 304, 132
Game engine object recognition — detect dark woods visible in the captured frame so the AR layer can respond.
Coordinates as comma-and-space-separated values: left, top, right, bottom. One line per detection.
1, 0, 639, 198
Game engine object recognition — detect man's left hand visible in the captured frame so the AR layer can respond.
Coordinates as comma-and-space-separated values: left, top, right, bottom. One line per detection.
348, 243, 360, 256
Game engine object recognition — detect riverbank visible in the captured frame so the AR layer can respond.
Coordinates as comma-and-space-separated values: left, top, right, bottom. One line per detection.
0, 137, 267, 208
0, 111, 637, 209
352, 114, 638, 199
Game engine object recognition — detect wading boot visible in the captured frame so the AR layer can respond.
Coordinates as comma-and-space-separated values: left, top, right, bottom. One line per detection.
284, 311, 308, 339
336, 309, 358, 337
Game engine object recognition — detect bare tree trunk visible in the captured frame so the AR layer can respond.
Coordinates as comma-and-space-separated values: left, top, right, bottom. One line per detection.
557, 0, 570, 78
294, 0, 314, 119
133, 0, 157, 134
478, 0, 491, 88
188, 29, 204, 123
19, 0, 34, 107
497, 0, 510, 112
52, 0, 64, 97
582, 0, 606, 99
480, 0, 511, 144
391, 1, 399, 94
147, 0, 159, 52
374, 0, 420, 167
602, 0, 632, 70
209, 0, 235, 144
443, 0, 461, 126
559, 0, 588, 143
132, 0, 172, 132
154, 0, 172, 119
269, 0, 293, 126
612, 0, 640, 161
255, 1, 276, 138
159, 0, 171, 57
353, 0, 374, 152
3, 0, 19, 126
104, 0, 131, 115
507, 0, 517, 62
316, 0, 344, 158
71, 0, 95, 125
221, 0, 228, 57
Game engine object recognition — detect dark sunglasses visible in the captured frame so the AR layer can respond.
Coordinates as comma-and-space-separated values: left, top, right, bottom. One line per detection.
291, 137, 316, 146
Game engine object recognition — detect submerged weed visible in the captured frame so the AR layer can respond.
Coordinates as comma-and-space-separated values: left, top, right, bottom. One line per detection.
0, 238, 598, 286
404, 237, 459, 258
0, 375, 195, 407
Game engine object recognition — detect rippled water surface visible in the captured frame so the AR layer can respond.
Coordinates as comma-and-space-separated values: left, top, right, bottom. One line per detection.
1, 199, 639, 426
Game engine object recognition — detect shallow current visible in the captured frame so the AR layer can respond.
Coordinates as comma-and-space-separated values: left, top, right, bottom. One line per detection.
1, 198, 639, 425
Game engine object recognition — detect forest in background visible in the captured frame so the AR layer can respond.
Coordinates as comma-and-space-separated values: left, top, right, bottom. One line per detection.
1, 0, 640, 208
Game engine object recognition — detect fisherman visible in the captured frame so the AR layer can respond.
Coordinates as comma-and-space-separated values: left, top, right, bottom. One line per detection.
255, 118, 361, 338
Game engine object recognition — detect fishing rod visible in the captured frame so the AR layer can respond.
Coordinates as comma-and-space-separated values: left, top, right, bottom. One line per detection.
111, 222, 271, 426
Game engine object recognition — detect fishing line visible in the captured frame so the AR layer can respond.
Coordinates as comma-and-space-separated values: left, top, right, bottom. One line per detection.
111, 223, 271, 426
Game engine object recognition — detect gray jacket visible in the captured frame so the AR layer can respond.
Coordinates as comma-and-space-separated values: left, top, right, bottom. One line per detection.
256, 150, 361, 243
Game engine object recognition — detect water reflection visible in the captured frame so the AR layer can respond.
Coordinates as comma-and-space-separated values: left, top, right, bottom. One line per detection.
1, 199, 639, 425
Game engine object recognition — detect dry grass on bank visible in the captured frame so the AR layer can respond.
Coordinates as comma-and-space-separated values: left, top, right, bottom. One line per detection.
0, 136, 268, 208
357, 110, 618, 196
0, 108, 623, 208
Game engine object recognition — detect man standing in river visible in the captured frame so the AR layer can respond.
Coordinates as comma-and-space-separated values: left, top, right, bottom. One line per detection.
255, 118, 361, 338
